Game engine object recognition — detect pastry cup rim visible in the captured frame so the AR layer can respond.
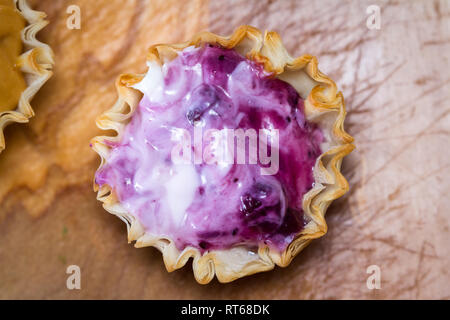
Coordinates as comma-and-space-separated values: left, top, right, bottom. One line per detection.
91, 25, 354, 284
0, 0, 54, 153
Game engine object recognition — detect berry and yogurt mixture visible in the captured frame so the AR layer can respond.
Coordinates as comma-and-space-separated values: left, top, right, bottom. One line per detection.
95, 45, 323, 252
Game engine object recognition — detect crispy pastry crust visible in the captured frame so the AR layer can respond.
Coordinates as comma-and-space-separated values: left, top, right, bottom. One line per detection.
0, 0, 54, 152
91, 26, 354, 284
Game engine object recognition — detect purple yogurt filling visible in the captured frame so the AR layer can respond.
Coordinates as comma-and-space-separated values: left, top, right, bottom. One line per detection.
95, 45, 323, 252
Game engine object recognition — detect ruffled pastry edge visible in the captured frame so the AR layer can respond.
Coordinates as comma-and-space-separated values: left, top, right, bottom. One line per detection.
0, 0, 54, 152
91, 26, 354, 284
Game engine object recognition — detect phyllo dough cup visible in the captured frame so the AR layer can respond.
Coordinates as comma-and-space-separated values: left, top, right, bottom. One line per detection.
91, 25, 354, 284
0, 0, 54, 152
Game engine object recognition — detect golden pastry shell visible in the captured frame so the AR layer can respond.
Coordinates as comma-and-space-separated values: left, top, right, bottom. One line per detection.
91, 25, 355, 284
0, 0, 54, 152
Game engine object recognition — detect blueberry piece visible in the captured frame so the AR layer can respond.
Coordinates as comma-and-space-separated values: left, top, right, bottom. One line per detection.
199, 241, 210, 250
186, 84, 219, 124
241, 203, 282, 235
186, 107, 203, 124
240, 194, 262, 215
250, 182, 273, 199
238, 181, 285, 237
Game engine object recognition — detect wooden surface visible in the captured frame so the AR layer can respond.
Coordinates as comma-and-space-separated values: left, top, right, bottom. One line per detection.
0, 0, 449, 299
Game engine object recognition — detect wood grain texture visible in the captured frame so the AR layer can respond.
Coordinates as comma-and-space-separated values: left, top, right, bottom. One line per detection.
0, 0, 449, 299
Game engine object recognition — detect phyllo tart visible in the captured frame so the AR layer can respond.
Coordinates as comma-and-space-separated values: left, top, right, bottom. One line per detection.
0, 0, 54, 152
91, 26, 354, 284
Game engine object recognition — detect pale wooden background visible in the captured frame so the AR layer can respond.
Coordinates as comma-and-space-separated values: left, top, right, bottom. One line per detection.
0, 0, 449, 299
